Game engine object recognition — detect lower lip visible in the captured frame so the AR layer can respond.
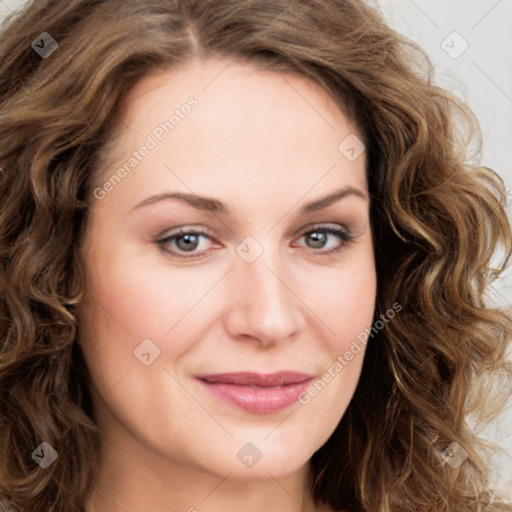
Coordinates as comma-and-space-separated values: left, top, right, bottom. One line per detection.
196, 378, 314, 414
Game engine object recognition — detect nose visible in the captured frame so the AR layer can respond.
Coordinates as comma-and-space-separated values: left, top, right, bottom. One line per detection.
224, 242, 305, 346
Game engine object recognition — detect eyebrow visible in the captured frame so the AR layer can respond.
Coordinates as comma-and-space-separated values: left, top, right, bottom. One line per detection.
130, 186, 368, 215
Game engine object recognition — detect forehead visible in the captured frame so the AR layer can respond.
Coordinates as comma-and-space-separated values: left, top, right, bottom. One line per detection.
95, 58, 368, 212
125, 57, 355, 127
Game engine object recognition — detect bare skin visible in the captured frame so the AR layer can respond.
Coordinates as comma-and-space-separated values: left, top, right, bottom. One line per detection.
78, 57, 376, 512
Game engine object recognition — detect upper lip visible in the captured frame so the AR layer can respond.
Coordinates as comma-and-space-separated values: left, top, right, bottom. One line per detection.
196, 371, 314, 387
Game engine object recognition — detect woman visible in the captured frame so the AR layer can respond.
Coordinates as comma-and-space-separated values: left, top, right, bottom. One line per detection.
0, 0, 511, 511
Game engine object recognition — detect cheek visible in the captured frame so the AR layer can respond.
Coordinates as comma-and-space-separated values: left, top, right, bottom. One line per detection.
295, 264, 376, 429
302, 248, 376, 398
75, 247, 229, 397
331, 268, 376, 342
80, 244, 217, 339
304, 248, 377, 349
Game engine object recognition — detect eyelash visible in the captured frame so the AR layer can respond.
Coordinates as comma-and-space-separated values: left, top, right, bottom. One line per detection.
156, 224, 355, 260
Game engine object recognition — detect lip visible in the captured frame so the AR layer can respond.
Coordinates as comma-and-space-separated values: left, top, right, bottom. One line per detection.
195, 371, 315, 414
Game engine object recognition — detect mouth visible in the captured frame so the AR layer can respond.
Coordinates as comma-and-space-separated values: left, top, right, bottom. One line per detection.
195, 371, 315, 414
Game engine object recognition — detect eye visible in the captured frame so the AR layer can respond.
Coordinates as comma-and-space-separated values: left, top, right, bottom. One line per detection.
157, 227, 217, 259
156, 224, 355, 259
295, 224, 355, 256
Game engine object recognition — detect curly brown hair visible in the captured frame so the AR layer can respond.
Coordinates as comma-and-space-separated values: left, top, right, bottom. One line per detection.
1, 0, 511, 511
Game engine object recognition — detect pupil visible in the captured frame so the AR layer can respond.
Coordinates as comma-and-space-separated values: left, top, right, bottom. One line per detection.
178, 234, 199, 251
308, 231, 326, 248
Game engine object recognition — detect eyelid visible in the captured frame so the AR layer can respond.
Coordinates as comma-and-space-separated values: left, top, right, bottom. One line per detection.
296, 222, 350, 237
158, 225, 217, 239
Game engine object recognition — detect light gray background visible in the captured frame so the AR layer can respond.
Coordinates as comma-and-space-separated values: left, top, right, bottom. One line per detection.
1, 0, 511, 498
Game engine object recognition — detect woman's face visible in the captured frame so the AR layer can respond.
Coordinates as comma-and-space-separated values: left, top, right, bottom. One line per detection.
77, 58, 376, 481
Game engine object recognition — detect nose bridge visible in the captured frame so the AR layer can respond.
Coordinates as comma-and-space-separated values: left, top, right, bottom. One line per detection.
226, 236, 303, 343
